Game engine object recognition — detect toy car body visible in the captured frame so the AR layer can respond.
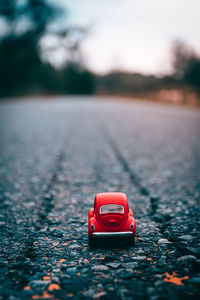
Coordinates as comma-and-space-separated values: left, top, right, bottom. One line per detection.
88, 192, 136, 243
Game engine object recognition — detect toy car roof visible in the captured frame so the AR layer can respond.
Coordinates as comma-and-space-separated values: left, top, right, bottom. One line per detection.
94, 192, 128, 211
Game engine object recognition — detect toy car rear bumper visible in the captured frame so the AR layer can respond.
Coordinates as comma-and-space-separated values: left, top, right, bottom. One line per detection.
92, 231, 134, 238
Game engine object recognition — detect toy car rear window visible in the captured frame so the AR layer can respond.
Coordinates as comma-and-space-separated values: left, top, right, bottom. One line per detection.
100, 204, 124, 214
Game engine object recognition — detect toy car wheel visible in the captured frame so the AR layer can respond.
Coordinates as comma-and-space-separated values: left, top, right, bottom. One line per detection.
88, 236, 96, 247
126, 236, 135, 246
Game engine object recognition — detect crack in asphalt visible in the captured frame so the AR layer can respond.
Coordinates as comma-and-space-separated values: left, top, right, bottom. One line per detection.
3, 133, 73, 295
98, 122, 185, 245
37, 149, 66, 224
36, 123, 77, 226
99, 122, 150, 198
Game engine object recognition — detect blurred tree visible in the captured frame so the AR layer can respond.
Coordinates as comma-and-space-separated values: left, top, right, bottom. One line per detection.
63, 63, 95, 94
171, 40, 192, 80
0, 0, 95, 97
0, 0, 59, 96
184, 56, 200, 92
0, 0, 16, 22
171, 40, 200, 93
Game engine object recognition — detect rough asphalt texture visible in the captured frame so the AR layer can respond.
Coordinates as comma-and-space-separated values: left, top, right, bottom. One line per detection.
0, 97, 200, 300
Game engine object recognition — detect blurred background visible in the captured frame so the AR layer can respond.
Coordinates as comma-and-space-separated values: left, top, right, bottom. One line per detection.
0, 0, 199, 105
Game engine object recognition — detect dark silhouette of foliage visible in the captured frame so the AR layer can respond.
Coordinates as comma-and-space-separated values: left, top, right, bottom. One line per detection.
95, 72, 177, 95
184, 56, 200, 93
0, 0, 95, 98
63, 63, 95, 94
171, 40, 200, 94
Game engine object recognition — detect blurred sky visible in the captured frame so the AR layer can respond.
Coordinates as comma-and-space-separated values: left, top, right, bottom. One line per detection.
55, 0, 200, 75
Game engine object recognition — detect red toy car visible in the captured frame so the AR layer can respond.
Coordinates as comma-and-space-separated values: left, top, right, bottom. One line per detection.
88, 192, 136, 245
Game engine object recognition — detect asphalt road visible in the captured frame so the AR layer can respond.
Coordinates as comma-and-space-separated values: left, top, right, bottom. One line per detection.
0, 97, 200, 300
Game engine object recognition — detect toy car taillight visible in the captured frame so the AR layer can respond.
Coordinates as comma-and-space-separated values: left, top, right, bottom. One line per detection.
88, 192, 136, 246
91, 224, 95, 231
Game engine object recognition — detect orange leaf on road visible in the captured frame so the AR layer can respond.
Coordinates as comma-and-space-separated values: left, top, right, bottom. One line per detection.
48, 284, 60, 291
56, 259, 66, 266
164, 272, 189, 286
43, 276, 51, 281
32, 291, 53, 299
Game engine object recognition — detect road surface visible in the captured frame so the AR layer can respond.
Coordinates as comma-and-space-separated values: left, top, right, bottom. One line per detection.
0, 97, 200, 299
